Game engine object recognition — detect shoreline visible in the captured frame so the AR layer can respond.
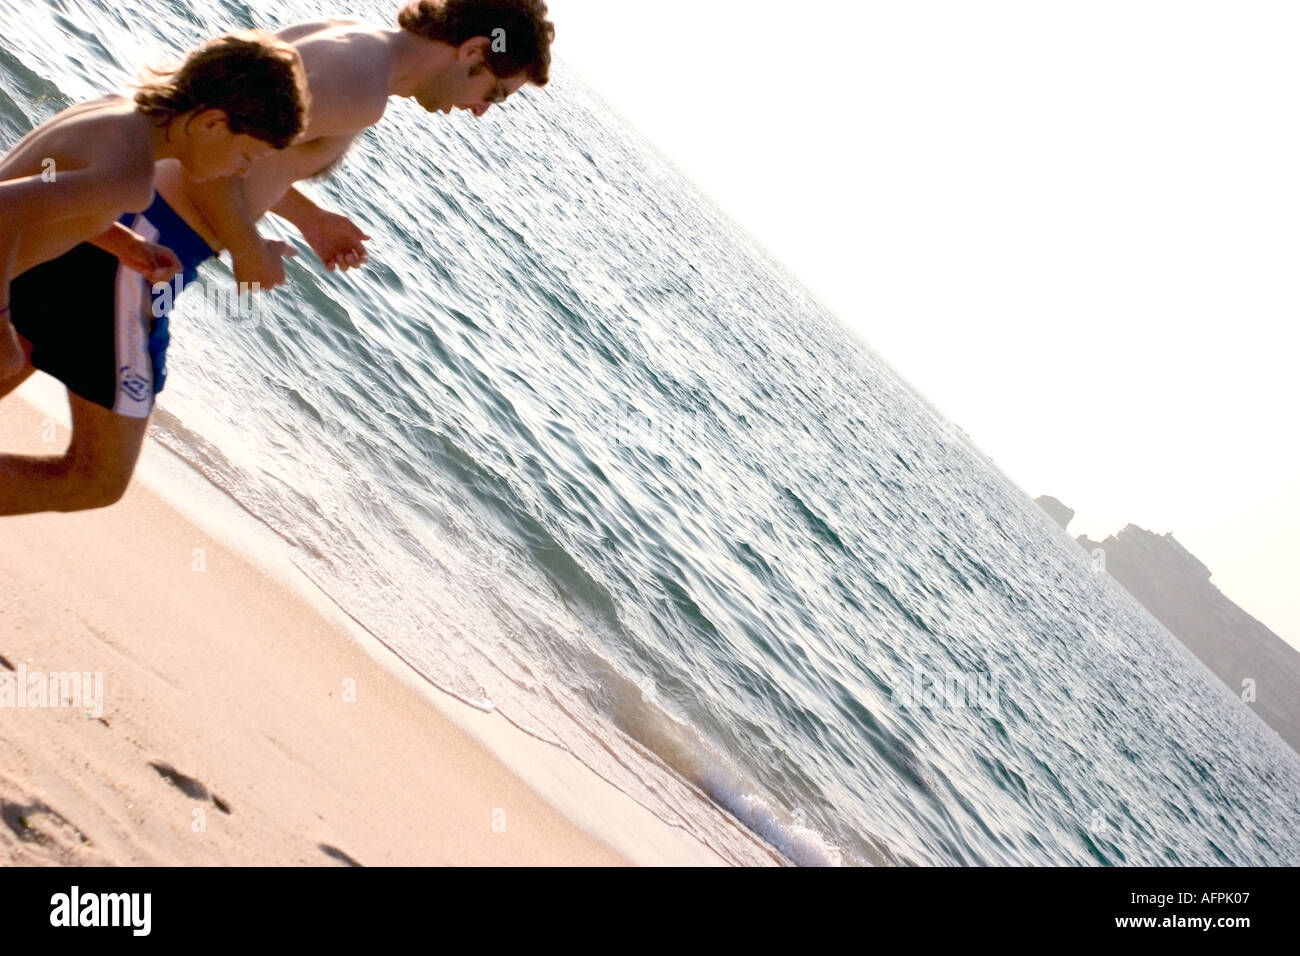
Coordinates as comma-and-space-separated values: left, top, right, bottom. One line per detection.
2, 378, 756, 865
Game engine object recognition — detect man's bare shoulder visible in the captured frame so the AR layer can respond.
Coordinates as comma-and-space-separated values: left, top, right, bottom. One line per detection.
285, 22, 394, 138
2, 96, 152, 187
274, 17, 373, 44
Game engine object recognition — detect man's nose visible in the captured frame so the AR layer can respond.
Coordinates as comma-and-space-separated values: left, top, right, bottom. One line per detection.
472, 103, 488, 117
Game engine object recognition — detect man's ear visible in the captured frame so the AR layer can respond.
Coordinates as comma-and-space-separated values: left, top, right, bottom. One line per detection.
457, 36, 491, 65
182, 108, 229, 137
192, 108, 230, 132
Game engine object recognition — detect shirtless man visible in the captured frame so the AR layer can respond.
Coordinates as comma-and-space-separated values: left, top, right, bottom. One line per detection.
0, 0, 555, 515
0, 31, 309, 515
171, 1, 553, 290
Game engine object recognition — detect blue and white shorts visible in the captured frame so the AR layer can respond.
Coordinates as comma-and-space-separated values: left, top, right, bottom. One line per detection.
10, 193, 215, 418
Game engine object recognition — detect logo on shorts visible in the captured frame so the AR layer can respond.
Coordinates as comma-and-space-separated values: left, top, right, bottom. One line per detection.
119, 366, 151, 403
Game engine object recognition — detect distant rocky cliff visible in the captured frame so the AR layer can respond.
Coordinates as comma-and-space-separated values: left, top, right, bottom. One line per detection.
1034, 497, 1300, 755
1035, 495, 1075, 530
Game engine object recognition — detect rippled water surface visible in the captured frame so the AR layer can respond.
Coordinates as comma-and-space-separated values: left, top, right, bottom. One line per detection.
4, 0, 1299, 865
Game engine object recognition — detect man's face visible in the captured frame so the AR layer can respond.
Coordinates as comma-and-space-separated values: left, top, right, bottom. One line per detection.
447, 65, 529, 118
415, 39, 529, 117
183, 112, 278, 181
210, 132, 278, 179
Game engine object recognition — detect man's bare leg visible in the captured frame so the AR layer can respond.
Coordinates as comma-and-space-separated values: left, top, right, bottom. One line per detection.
0, 333, 37, 401
0, 386, 150, 515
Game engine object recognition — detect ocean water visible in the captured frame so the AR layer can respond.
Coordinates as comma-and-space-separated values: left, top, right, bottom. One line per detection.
4, 0, 1300, 866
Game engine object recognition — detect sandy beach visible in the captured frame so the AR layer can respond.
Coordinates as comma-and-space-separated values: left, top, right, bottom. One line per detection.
0, 380, 741, 866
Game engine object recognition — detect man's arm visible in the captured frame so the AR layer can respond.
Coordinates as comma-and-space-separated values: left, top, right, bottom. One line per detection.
88, 223, 183, 284
271, 186, 370, 272
0, 232, 23, 379
0, 165, 148, 377
182, 173, 290, 289
185, 132, 363, 288
270, 186, 319, 224
0, 166, 150, 225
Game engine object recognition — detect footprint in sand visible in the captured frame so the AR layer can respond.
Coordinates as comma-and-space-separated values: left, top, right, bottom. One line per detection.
0, 796, 97, 864
148, 761, 232, 814
318, 843, 363, 866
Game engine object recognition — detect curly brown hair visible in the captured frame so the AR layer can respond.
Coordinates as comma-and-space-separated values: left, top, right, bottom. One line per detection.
134, 30, 310, 150
398, 0, 554, 85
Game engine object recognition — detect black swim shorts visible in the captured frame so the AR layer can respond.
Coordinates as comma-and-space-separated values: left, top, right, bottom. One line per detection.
9, 193, 214, 418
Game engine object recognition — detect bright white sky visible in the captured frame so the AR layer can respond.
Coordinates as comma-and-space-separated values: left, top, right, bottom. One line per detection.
548, 0, 1300, 648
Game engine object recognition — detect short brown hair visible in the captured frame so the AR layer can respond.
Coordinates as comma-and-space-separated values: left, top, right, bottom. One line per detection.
134, 30, 310, 150
398, 0, 554, 86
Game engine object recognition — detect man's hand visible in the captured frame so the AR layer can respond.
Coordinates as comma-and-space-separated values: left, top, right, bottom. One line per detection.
89, 224, 183, 285
231, 238, 299, 291
298, 208, 370, 272
123, 240, 183, 285
0, 311, 25, 381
